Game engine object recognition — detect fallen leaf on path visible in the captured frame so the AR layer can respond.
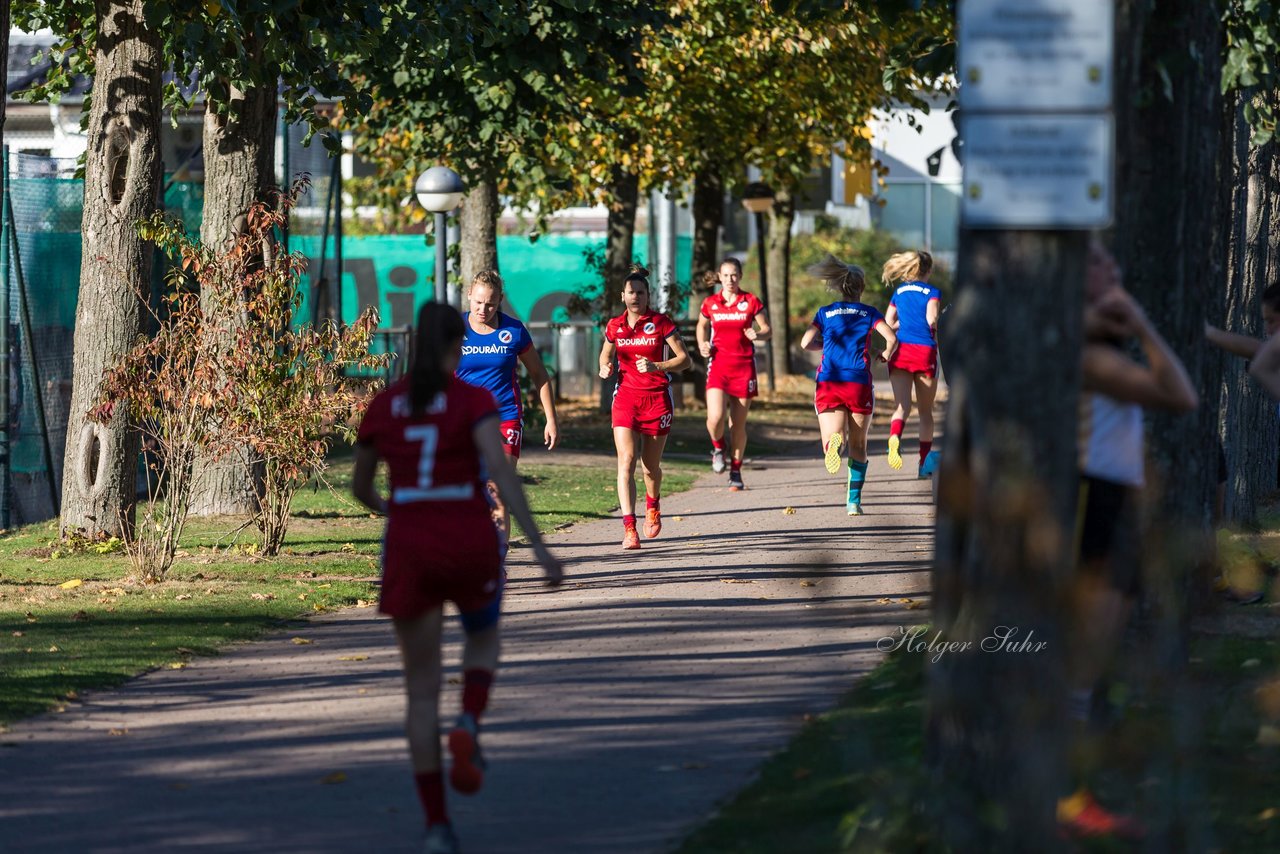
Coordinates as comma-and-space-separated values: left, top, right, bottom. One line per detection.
800, 581, 819, 588
168, 663, 186, 670
782, 507, 796, 515
876, 598, 892, 605
291, 637, 314, 645
672, 516, 684, 522
357, 688, 368, 695
108, 728, 128, 737
355, 599, 372, 607
907, 602, 923, 610
720, 578, 754, 584
338, 655, 369, 661
58, 579, 83, 590
320, 771, 347, 784
898, 598, 914, 604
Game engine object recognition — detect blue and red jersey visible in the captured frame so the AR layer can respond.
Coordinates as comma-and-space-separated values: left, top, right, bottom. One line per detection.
889, 281, 941, 346
455, 312, 533, 423
812, 301, 884, 385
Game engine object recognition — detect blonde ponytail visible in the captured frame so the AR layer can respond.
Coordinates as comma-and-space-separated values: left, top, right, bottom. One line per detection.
882, 250, 933, 286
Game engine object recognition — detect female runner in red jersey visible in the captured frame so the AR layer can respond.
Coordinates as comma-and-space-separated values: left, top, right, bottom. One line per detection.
881, 250, 942, 477
352, 303, 563, 854
696, 257, 771, 490
598, 266, 692, 549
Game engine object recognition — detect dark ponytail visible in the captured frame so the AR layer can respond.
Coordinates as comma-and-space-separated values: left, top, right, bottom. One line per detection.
411, 302, 465, 414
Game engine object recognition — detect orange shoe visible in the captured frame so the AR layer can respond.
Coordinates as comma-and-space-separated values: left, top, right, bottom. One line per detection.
644, 507, 662, 538
622, 525, 641, 550
1057, 790, 1145, 839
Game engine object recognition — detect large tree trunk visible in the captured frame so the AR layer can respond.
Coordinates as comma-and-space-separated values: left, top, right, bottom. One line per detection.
689, 167, 723, 318
929, 231, 1084, 847
188, 84, 278, 517
764, 186, 794, 379
600, 168, 639, 410
1222, 88, 1280, 523
59, 0, 162, 538
460, 179, 500, 299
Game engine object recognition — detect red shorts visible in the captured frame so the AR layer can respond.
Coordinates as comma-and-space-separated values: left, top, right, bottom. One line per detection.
378, 510, 502, 622
815, 380, 874, 414
612, 386, 674, 436
706, 358, 759, 399
888, 342, 937, 377
499, 419, 522, 459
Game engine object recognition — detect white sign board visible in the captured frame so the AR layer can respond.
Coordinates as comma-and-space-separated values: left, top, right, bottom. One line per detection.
960, 114, 1113, 229
959, 0, 1114, 111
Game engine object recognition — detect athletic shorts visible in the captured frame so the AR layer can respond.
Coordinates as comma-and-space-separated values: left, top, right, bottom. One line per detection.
612, 386, 674, 436
500, 419, 523, 459
815, 380, 874, 415
706, 358, 759, 399
1076, 475, 1142, 597
379, 511, 503, 630
888, 342, 938, 378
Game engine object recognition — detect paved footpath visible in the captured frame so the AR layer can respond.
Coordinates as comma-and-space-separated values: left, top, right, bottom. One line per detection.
1, 435, 935, 854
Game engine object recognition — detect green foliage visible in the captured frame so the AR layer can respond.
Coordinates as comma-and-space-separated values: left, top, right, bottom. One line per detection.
1222, 0, 1280, 143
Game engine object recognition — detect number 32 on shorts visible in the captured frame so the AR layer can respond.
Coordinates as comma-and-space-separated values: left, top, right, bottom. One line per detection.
658, 413, 673, 430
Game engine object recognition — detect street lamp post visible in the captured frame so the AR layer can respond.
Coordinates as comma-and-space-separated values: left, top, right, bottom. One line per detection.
415, 166, 466, 305
741, 181, 776, 392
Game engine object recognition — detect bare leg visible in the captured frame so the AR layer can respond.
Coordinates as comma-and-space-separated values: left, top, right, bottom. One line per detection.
705, 388, 728, 446
393, 609, 446, 773
848, 410, 871, 462
817, 409, 849, 457
728, 396, 751, 464
640, 432, 669, 502
914, 373, 938, 445
613, 426, 639, 516
889, 369, 915, 424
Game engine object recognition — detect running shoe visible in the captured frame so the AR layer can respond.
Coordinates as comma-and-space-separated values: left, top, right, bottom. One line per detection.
823, 433, 843, 475
887, 434, 903, 470
711, 448, 726, 473
447, 713, 486, 795
1057, 790, 1145, 839
622, 525, 641, 550
919, 449, 940, 479
424, 823, 460, 854
644, 507, 662, 538
728, 470, 745, 491
846, 501, 864, 516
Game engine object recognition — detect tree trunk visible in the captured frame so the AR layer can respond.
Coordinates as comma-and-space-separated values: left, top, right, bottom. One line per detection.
460, 179, 500, 297
187, 85, 278, 517
689, 167, 723, 318
0, 1, 8, 134
600, 168, 639, 410
929, 231, 1085, 847
59, 0, 162, 538
1222, 88, 1280, 523
764, 186, 794, 379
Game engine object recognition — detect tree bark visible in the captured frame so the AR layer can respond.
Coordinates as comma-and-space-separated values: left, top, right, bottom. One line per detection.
1222, 87, 1280, 523
689, 167, 723, 318
929, 231, 1084, 848
188, 84, 278, 517
764, 186, 794, 378
59, 0, 162, 538
600, 168, 639, 410
460, 179, 500, 297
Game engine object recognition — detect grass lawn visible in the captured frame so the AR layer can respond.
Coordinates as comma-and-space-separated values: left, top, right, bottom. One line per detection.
678, 517, 1280, 853
0, 455, 698, 726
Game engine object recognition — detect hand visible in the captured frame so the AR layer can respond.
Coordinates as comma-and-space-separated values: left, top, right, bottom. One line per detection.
635, 357, 653, 373
544, 420, 559, 451
698, 340, 711, 358
744, 328, 758, 341
1086, 286, 1145, 340
599, 362, 613, 380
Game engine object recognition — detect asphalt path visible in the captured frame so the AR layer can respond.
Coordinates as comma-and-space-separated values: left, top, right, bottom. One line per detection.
1, 431, 935, 853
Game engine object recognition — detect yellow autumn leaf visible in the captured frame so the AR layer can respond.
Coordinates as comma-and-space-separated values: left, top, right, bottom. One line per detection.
59, 579, 83, 590
168, 662, 186, 670
291, 637, 313, 645
339, 655, 369, 662
782, 507, 796, 515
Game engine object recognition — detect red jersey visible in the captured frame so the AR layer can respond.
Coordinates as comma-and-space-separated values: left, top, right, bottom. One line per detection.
356, 376, 498, 521
700, 290, 764, 361
605, 310, 678, 392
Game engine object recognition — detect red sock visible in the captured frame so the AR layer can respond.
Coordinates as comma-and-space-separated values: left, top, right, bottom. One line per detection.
414, 771, 448, 827
711, 438, 725, 450
646, 494, 659, 510
462, 669, 493, 718
730, 459, 742, 472
623, 513, 637, 529
890, 419, 905, 438
919, 441, 932, 466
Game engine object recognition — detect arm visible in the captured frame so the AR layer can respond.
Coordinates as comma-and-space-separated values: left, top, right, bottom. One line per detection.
518, 346, 559, 450
1081, 290, 1197, 412
1249, 332, 1280, 399
926, 299, 940, 335
657, 332, 692, 373
875, 319, 899, 363
696, 313, 712, 358
351, 443, 387, 514
884, 304, 900, 330
800, 323, 823, 352
474, 418, 564, 585
1206, 323, 1263, 359
746, 310, 772, 342
599, 339, 616, 379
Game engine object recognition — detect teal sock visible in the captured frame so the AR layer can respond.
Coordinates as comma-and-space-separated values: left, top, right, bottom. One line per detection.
847, 459, 868, 502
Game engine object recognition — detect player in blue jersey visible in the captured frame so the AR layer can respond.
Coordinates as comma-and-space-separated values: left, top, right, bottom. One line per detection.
455, 270, 559, 541
800, 254, 897, 515
882, 251, 942, 477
